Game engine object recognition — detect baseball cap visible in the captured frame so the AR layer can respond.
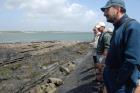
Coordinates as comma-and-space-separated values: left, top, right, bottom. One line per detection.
95, 22, 105, 28
101, 0, 125, 12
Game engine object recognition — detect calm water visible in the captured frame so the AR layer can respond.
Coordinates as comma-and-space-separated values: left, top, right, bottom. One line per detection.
0, 31, 93, 43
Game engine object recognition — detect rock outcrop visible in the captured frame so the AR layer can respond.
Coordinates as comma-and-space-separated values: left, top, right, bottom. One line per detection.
0, 41, 92, 93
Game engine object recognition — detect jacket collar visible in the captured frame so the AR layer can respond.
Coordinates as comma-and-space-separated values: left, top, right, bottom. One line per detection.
113, 14, 129, 29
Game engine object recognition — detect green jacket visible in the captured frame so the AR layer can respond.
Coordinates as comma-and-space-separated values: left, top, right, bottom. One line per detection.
96, 31, 112, 54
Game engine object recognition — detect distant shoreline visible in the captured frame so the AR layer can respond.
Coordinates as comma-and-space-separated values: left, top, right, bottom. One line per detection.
0, 31, 92, 43
0, 31, 91, 33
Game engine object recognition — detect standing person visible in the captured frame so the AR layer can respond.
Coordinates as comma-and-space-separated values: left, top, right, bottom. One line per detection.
92, 26, 101, 65
95, 22, 111, 82
101, 0, 140, 93
96, 22, 111, 65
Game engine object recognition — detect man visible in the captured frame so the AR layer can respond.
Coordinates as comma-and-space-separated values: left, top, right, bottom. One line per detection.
96, 22, 111, 65
92, 25, 101, 65
101, 0, 140, 93
95, 22, 111, 82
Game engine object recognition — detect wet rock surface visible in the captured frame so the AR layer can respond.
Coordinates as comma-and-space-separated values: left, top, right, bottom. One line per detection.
56, 51, 98, 93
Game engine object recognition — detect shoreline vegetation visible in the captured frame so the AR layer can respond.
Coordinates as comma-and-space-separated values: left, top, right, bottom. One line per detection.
0, 40, 92, 93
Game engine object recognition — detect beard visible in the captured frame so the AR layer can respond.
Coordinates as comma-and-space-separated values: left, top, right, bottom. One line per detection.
105, 13, 116, 23
106, 17, 114, 23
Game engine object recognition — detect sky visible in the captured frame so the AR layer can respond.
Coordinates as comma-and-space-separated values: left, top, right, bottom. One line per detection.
0, 0, 140, 32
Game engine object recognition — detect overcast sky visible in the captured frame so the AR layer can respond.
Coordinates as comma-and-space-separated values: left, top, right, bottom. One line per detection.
0, 0, 140, 32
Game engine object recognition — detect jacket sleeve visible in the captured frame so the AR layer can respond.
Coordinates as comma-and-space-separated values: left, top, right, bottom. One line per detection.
103, 32, 111, 50
116, 21, 140, 88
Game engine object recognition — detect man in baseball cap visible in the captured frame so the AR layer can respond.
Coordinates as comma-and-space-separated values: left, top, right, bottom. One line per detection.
101, 0, 140, 93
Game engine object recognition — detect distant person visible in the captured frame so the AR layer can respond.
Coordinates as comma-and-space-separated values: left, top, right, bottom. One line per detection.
92, 26, 101, 65
101, 0, 140, 92
96, 22, 111, 64
95, 22, 112, 82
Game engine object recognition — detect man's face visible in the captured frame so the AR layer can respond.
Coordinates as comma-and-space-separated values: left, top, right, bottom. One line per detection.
98, 26, 105, 32
103, 6, 118, 23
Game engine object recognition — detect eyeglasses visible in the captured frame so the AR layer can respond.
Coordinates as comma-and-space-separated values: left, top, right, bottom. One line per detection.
104, 7, 111, 12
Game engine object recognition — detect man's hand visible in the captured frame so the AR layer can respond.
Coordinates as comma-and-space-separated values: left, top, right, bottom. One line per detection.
95, 63, 105, 72
95, 63, 105, 81
134, 85, 140, 93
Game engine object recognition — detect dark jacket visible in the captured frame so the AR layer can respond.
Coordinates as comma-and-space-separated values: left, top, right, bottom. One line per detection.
105, 14, 140, 87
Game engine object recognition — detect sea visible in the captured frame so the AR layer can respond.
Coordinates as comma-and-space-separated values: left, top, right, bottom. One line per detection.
0, 31, 93, 43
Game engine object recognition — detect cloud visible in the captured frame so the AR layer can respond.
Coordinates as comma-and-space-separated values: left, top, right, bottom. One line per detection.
4, 0, 100, 31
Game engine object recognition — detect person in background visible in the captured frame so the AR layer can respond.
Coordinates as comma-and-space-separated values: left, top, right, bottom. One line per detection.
101, 0, 140, 92
92, 25, 101, 65
95, 22, 112, 82
96, 22, 111, 65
